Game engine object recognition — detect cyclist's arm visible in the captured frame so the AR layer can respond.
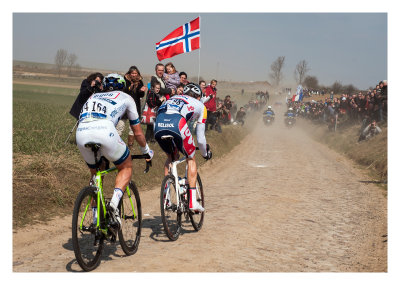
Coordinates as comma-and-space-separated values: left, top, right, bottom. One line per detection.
126, 97, 151, 154
196, 106, 208, 157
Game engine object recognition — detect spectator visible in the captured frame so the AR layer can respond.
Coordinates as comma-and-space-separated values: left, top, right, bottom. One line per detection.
145, 81, 165, 142
163, 62, 181, 93
223, 95, 233, 123
176, 83, 185, 95
69, 72, 104, 120
235, 107, 246, 126
358, 120, 382, 142
204, 79, 218, 131
151, 63, 175, 101
114, 66, 147, 149
179, 71, 188, 85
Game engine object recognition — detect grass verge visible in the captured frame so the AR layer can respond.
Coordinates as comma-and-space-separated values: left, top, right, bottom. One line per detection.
13, 124, 249, 228
299, 119, 387, 191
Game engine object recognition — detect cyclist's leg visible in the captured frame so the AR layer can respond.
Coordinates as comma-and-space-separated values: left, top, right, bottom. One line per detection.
177, 122, 204, 212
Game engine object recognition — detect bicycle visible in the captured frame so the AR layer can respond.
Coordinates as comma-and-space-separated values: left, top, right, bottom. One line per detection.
72, 143, 151, 271
159, 136, 205, 241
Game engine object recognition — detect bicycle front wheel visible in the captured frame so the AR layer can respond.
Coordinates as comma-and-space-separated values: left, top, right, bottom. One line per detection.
160, 175, 181, 241
189, 174, 205, 231
72, 186, 104, 272
118, 181, 142, 255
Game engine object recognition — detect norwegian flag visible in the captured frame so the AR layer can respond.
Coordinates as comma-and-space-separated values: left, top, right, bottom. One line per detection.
156, 17, 200, 61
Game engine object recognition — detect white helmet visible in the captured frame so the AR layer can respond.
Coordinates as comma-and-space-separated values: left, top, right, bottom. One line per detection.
267, 105, 272, 110
288, 107, 293, 111
183, 83, 202, 98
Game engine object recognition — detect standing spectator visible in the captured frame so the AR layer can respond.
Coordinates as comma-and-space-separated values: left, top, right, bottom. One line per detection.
380, 80, 387, 121
151, 63, 175, 101
115, 66, 147, 149
123, 66, 147, 113
144, 81, 165, 142
69, 72, 104, 120
163, 62, 181, 93
224, 95, 233, 123
199, 80, 206, 93
179, 71, 189, 85
204, 79, 218, 131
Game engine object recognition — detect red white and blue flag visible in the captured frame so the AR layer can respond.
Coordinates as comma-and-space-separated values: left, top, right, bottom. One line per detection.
156, 17, 200, 61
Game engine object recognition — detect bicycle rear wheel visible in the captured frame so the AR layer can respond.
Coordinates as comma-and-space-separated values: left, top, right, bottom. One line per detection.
189, 174, 205, 231
72, 186, 104, 272
118, 181, 142, 255
160, 175, 181, 241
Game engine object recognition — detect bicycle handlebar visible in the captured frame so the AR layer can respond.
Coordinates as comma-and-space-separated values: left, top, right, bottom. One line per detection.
131, 154, 152, 174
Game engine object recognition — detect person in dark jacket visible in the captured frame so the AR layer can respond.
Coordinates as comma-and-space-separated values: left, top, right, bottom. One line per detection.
145, 81, 165, 142
150, 63, 175, 100
69, 72, 104, 120
117, 66, 147, 148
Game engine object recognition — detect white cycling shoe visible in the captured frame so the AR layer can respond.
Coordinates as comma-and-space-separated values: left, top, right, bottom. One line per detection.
190, 202, 205, 213
109, 201, 122, 228
189, 188, 204, 212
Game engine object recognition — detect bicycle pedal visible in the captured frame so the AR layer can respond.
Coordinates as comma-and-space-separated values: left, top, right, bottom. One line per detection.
108, 225, 118, 239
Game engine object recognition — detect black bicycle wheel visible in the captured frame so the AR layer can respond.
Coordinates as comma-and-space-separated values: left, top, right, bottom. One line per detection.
160, 175, 181, 241
189, 174, 205, 231
72, 186, 104, 272
118, 181, 142, 255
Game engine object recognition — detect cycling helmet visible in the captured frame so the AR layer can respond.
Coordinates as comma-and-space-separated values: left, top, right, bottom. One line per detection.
183, 83, 202, 98
103, 73, 126, 91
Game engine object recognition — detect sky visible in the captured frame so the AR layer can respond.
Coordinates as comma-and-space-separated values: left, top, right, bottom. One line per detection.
13, 12, 387, 90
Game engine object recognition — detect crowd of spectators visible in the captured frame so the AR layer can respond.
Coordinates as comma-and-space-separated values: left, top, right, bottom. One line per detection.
286, 80, 387, 139
70, 61, 258, 143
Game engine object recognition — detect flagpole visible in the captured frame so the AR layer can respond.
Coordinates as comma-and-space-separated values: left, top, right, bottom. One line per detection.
198, 15, 201, 84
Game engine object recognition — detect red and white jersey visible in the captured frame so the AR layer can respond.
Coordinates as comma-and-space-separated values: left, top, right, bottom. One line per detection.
157, 95, 207, 124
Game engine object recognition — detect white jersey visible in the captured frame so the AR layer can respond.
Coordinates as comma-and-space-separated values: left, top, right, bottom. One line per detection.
157, 95, 207, 124
79, 90, 140, 126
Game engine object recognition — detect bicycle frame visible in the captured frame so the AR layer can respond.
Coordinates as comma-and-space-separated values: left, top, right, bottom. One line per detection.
80, 165, 137, 237
168, 156, 188, 212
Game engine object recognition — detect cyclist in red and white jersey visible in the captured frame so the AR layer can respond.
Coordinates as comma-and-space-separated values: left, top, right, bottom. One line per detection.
154, 83, 212, 212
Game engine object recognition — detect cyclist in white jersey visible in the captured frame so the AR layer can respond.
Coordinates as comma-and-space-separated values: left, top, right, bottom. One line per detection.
155, 83, 212, 212
76, 74, 154, 227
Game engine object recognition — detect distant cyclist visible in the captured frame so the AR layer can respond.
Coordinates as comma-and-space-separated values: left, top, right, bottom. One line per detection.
76, 73, 154, 228
154, 83, 212, 212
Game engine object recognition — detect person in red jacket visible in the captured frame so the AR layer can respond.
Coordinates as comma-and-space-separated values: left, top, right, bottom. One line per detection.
204, 79, 218, 131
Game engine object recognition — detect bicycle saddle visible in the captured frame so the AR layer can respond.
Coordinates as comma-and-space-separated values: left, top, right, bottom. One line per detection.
84, 143, 102, 152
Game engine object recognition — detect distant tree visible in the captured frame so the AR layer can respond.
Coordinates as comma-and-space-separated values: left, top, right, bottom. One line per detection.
294, 60, 310, 85
54, 48, 68, 77
343, 84, 357, 95
66, 53, 78, 75
331, 80, 343, 94
303, 75, 319, 89
269, 56, 285, 87
72, 63, 82, 76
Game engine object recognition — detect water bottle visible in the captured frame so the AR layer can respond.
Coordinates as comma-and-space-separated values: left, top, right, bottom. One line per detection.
92, 207, 97, 225
178, 177, 187, 195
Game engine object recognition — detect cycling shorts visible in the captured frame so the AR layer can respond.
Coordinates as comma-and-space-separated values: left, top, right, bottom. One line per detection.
154, 112, 196, 158
76, 119, 129, 168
